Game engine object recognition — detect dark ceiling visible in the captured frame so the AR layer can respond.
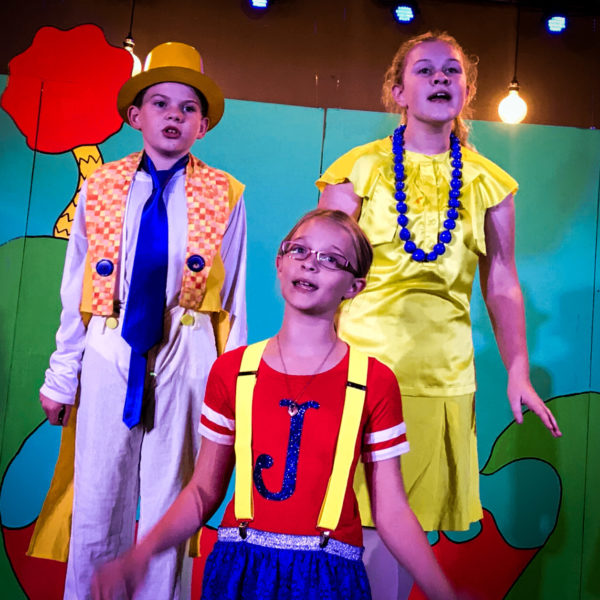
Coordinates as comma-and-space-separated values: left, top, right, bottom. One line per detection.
1, 0, 599, 128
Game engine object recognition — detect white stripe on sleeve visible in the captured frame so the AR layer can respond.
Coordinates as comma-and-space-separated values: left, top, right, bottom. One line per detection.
202, 403, 235, 431
363, 422, 406, 445
362, 441, 410, 463
199, 423, 235, 446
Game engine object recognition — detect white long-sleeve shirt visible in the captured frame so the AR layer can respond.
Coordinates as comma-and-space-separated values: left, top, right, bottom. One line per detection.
41, 168, 247, 405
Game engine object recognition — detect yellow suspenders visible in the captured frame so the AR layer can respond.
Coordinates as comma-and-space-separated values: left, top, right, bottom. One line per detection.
234, 339, 269, 522
233, 339, 369, 534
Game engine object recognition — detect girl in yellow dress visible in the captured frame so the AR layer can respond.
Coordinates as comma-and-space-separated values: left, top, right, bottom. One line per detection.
317, 31, 561, 535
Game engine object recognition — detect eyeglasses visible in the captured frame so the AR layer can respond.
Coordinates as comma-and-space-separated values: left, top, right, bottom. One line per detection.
280, 241, 359, 276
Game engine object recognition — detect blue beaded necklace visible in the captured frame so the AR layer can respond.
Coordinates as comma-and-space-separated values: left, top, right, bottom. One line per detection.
393, 125, 463, 262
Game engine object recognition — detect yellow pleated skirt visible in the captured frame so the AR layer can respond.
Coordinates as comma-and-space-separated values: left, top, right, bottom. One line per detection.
353, 393, 482, 532
400, 393, 482, 531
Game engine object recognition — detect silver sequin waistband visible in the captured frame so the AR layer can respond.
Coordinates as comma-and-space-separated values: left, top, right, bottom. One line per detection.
217, 527, 364, 561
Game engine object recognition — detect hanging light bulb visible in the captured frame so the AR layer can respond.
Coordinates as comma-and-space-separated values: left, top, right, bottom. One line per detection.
122, 0, 141, 76
498, 5, 527, 125
498, 81, 527, 124
123, 36, 142, 75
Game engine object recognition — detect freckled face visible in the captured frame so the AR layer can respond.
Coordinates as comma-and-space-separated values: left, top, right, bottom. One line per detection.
127, 82, 209, 168
392, 40, 469, 128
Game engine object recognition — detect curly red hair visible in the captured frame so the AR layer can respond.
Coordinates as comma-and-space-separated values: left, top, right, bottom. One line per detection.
381, 31, 478, 146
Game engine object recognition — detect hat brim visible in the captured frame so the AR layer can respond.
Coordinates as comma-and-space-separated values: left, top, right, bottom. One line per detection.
117, 66, 225, 130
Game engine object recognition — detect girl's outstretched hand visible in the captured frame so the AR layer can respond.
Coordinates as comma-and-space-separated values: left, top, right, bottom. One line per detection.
507, 375, 562, 438
91, 548, 149, 600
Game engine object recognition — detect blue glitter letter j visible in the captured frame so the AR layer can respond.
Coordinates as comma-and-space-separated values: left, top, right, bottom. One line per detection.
253, 400, 319, 501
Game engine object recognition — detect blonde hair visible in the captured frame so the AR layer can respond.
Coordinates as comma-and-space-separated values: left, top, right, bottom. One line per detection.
280, 209, 373, 279
381, 31, 478, 146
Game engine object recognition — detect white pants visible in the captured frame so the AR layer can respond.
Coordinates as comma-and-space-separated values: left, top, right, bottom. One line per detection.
64, 307, 217, 600
363, 528, 414, 600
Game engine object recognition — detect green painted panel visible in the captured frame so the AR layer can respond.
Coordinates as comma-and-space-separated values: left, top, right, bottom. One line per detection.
1, 236, 66, 476
0, 236, 66, 600
480, 458, 560, 549
483, 393, 589, 599
582, 392, 600, 600
0, 237, 26, 464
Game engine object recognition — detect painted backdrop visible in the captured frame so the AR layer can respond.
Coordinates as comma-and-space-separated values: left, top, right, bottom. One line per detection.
0, 25, 599, 600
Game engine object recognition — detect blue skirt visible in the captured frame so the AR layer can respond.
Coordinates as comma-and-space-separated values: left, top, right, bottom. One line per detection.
201, 528, 372, 600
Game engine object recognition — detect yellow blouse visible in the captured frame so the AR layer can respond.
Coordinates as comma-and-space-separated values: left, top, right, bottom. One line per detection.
317, 137, 518, 396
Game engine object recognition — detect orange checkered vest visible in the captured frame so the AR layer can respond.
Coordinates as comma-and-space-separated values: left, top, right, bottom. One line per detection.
81, 152, 232, 316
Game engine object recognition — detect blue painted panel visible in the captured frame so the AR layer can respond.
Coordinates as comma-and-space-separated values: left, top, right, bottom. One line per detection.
591, 175, 600, 393
197, 99, 325, 343
0, 75, 34, 245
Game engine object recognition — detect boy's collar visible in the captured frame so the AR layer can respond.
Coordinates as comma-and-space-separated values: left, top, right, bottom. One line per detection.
138, 152, 190, 175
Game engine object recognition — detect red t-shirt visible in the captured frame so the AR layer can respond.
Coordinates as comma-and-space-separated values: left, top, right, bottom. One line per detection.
199, 345, 409, 547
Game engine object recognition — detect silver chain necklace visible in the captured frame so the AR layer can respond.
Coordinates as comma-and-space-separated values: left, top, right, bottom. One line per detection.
276, 334, 337, 416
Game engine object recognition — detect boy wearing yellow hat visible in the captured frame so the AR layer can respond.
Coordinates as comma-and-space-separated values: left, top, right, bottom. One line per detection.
34, 42, 247, 599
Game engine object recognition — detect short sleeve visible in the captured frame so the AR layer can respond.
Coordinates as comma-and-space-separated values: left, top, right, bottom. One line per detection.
463, 148, 519, 210
316, 139, 390, 199
316, 147, 362, 190
198, 347, 245, 445
459, 148, 519, 255
361, 358, 409, 463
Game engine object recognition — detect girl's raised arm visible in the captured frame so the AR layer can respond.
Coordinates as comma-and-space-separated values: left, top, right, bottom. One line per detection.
366, 458, 458, 600
92, 439, 234, 600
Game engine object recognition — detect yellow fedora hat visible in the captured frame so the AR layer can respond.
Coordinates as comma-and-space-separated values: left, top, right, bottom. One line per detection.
117, 42, 224, 130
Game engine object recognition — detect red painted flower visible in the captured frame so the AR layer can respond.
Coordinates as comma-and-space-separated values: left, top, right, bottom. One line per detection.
1, 24, 132, 153
409, 510, 539, 600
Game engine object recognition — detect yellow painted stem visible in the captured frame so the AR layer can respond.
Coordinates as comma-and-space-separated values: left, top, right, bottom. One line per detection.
53, 145, 104, 239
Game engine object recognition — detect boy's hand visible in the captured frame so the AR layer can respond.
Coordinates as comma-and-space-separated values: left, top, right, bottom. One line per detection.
40, 393, 72, 426
91, 549, 149, 600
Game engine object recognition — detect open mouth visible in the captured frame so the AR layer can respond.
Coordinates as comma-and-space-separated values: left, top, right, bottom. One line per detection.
163, 127, 181, 138
428, 91, 452, 102
293, 279, 318, 291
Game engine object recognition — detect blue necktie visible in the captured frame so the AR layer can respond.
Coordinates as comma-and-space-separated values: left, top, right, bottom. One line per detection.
121, 153, 189, 428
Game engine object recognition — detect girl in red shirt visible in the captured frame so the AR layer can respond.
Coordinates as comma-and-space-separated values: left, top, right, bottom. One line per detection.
92, 209, 456, 600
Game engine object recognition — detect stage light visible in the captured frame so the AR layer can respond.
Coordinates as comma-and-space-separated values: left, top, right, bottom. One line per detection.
393, 4, 416, 23
546, 15, 567, 33
242, 0, 271, 18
